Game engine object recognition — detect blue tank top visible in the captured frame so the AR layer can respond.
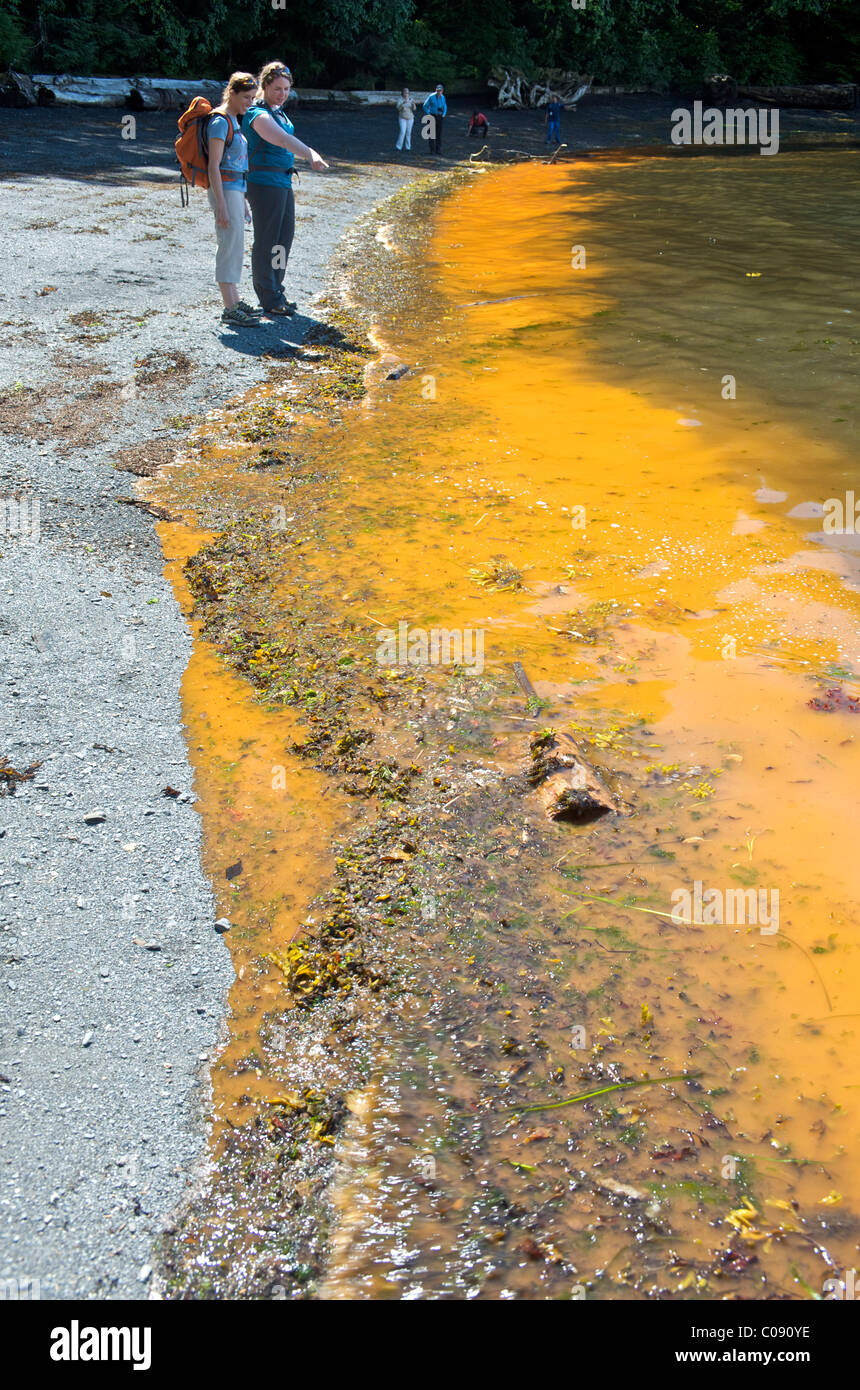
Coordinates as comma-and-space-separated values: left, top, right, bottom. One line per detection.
242, 104, 296, 187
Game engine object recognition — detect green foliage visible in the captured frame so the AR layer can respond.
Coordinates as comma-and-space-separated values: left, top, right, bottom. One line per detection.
0, 0, 33, 67
8, 0, 858, 86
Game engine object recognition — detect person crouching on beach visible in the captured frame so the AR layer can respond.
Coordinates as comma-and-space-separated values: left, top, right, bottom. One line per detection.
207, 72, 257, 327
468, 110, 489, 139
396, 88, 416, 152
242, 62, 328, 317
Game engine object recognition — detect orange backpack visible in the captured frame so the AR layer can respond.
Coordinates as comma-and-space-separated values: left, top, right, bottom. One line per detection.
175, 96, 234, 203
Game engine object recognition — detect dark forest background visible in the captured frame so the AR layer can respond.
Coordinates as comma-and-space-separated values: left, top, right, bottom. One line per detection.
0, 0, 857, 90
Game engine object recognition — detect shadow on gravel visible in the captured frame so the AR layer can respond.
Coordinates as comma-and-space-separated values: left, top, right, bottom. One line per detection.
214, 313, 320, 357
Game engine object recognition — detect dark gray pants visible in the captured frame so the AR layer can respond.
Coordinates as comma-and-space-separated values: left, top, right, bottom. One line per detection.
246, 182, 295, 310
427, 114, 444, 153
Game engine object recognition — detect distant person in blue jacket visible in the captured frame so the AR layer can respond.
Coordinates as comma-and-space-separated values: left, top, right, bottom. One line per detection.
423, 85, 447, 155
545, 94, 564, 144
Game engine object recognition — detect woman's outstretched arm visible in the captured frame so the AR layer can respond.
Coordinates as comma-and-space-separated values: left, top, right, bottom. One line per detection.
249, 112, 328, 170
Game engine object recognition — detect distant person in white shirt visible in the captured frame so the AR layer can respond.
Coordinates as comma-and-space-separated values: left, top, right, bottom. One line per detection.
396, 88, 416, 152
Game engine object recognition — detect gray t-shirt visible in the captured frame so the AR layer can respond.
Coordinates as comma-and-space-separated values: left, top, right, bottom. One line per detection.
208, 113, 249, 187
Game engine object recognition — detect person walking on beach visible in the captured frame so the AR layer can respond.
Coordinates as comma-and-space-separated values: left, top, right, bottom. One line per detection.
396, 88, 416, 152
423, 84, 447, 156
206, 72, 257, 327
242, 61, 328, 316
545, 93, 564, 145
468, 109, 489, 139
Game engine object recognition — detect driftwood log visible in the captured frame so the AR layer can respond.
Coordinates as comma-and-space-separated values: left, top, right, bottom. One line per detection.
509, 663, 624, 825
704, 74, 858, 109
0, 69, 38, 106
489, 67, 592, 109
739, 82, 857, 109
528, 730, 620, 825
28, 74, 226, 109
12, 74, 422, 111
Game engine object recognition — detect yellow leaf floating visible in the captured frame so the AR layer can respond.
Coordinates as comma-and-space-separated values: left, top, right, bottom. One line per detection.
745, 272, 763, 277
726, 1197, 770, 1242
268, 1092, 306, 1110
677, 1271, 709, 1292
728, 1196, 797, 1243
727, 1196, 759, 1231
820, 1190, 843, 1206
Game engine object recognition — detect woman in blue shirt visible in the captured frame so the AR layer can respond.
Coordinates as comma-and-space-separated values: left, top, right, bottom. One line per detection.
422, 85, 447, 155
207, 72, 257, 327
242, 62, 328, 316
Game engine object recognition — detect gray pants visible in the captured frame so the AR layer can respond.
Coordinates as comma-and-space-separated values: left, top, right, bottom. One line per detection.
206, 185, 246, 286
246, 181, 295, 311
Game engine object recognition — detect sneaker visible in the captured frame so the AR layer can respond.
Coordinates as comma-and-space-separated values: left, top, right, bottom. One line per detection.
237, 300, 264, 317
221, 304, 257, 326
265, 301, 296, 317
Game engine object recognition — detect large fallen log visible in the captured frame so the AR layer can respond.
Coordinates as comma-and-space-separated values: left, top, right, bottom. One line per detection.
347, 89, 432, 106
128, 78, 223, 111
738, 82, 857, 109
24, 74, 426, 110
31, 73, 133, 105
704, 74, 858, 109
27, 73, 292, 110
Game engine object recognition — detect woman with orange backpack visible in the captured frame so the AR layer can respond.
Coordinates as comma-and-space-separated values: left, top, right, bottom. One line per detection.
206, 72, 259, 327
242, 63, 328, 316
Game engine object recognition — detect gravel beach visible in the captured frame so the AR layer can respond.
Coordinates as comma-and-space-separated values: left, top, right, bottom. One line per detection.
0, 110, 418, 1300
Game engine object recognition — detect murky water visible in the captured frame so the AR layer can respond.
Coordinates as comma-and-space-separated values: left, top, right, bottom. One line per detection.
157, 150, 859, 1298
